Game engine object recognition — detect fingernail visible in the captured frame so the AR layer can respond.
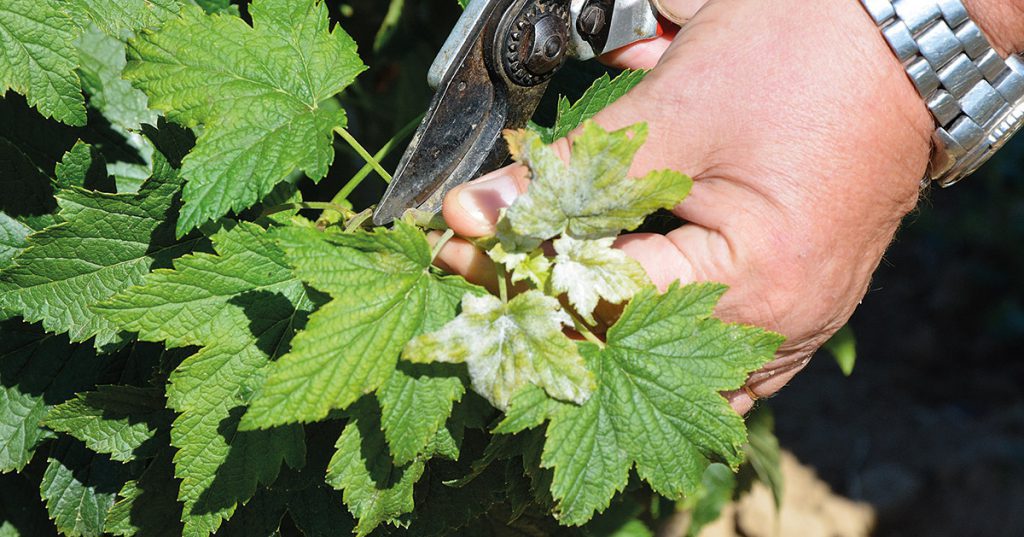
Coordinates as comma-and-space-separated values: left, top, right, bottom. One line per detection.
456, 174, 520, 228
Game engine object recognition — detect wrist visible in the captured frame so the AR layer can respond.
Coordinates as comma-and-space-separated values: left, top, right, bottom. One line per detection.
964, 0, 1024, 55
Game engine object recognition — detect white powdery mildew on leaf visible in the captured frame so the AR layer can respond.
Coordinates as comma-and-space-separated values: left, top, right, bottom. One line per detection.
551, 236, 649, 322
404, 291, 594, 410
488, 241, 551, 289
501, 122, 691, 244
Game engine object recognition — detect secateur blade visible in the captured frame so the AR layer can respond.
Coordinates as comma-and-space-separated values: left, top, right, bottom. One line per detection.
372, 0, 573, 226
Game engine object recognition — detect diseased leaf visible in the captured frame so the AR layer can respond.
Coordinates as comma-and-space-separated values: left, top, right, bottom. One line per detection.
45, 386, 167, 463
502, 122, 691, 243
40, 439, 129, 537
0, 320, 106, 473
405, 290, 594, 410
535, 284, 783, 524
124, 0, 368, 235
488, 242, 551, 289
0, 149, 193, 349
0, 0, 86, 126
95, 222, 311, 536
326, 399, 424, 537
535, 70, 647, 143
551, 236, 649, 323
242, 223, 478, 429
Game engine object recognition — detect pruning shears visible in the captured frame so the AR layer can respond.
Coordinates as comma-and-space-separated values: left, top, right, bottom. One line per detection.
372, 0, 669, 225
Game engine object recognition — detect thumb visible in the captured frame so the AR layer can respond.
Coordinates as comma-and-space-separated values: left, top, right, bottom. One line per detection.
598, 0, 708, 70
441, 164, 532, 238
650, 0, 707, 25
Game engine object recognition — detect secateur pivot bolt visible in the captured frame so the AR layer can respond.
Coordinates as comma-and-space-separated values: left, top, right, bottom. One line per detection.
503, 2, 570, 86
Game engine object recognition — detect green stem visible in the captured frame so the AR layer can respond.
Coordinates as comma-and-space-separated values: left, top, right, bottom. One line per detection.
261, 201, 355, 219
567, 309, 606, 349
430, 229, 455, 262
334, 127, 392, 185
321, 115, 423, 224
344, 209, 374, 233
495, 263, 509, 304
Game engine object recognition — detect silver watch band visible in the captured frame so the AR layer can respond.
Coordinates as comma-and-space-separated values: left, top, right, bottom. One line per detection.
861, 0, 1024, 187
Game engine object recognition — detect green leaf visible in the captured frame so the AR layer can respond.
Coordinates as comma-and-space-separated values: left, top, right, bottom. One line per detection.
536, 284, 782, 525
63, 0, 181, 39
405, 290, 595, 410
76, 23, 158, 131
40, 439, 129, 537
104, 451, 184, 537
502, 122, 691, 243
242, 223, 478, 429
536, 70, 647, 143
95, 222, 311, 535
0, 0, 86, 126
0, 136, 59, 236
45, 386, 167, 463
377, 364, 465, 466
0, 134, 60, 272
493, 384, 558, 435
190, 0, 236, 14
54, 141, 115, 192
0, 320, 106, 473
685, 464, 736, 537
742, 407, 783, 510
124, 0, 368, 235
0, 214, 31, 271
325, 399, 424, 537
551, 236, 649, 323
0, 149, 192, 349
824, 324, 857, 376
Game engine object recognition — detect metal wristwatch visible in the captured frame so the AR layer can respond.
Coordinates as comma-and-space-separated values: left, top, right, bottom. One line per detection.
860, 0, 1024, 187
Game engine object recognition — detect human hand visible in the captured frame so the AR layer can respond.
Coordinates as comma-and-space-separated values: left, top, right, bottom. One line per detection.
433, 0, 1024, 414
